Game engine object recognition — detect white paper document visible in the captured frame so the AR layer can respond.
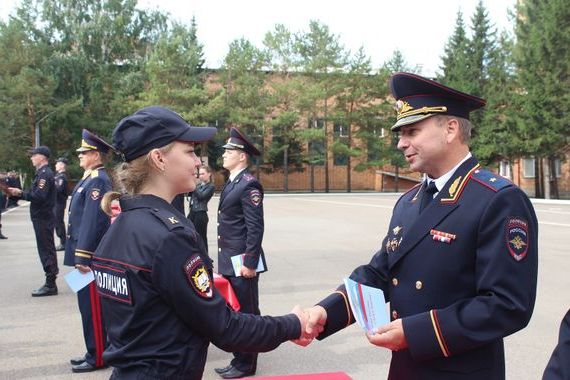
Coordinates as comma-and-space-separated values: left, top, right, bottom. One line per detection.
65, 268, 95, 293
343, 277, 390, 333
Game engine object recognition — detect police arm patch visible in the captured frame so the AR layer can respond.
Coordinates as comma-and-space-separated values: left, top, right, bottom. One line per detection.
250, 189, 262, 207
505, 217, 529, 262
38, 179, 46, 189
90, 188, 101, 201
92, 264, 133, 305
184, 255, 213, 298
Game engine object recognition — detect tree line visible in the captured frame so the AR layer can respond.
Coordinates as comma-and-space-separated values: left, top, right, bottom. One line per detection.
0, 0, 567, 196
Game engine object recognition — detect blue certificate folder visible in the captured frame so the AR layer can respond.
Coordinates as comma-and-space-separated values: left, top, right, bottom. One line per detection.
343, 277, 390, 333
231, 254, 266, 277
64, 268, 95, 293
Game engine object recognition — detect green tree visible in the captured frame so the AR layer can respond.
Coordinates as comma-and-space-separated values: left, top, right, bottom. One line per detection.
438, 10, 471, 90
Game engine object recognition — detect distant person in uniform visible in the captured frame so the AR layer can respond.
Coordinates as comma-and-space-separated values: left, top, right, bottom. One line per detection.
53, 157, 69, 251
216, 127, 266, 379
543, 309, 570, 380
299, 72, 539, 380
93, 106, 312, 380
64, 129, 113, 373
188, 165, 215, 253
6, 171, 22, 208
7, 146, 59, 296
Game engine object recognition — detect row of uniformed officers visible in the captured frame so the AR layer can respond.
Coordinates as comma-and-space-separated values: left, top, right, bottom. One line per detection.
6, 72, 568, 380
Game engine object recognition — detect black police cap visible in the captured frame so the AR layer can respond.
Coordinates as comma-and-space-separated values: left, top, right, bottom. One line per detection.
29, 146, 51, 158
222, 127, 261, 156
56, 157, 68, 164
389, 72, 486, 131
76, 129, 114, 154
113, 106, 217, 162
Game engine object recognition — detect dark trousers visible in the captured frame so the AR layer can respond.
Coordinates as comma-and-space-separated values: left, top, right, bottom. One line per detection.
31, 218, 58, 285
53, 203, 66, 245
227, 275, 260, 372
189, 210, 209, 252
78, 282, 107, 367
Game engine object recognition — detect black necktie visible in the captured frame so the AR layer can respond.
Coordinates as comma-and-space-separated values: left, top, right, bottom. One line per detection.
419, 181, 438, 213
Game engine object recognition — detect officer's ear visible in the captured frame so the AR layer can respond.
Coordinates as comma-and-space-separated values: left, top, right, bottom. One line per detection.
148, 148, 166, 172
444, 117, 460, 144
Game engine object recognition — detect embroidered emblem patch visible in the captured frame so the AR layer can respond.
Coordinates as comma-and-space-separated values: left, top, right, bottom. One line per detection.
90, 189, 100, 200
38, 179, 46, 189
184, 255, 213, 298
505, 217, 529, 261
250, 189, 262, 206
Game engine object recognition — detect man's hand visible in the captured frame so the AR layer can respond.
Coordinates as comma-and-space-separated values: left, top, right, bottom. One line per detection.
366, 319, 408, 351
6, 187, 22, 197
75, 264, 92, 274
240, 266, 257, 278
291, 305, 327, 346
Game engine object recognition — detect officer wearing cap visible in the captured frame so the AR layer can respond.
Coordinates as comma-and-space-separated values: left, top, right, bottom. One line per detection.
215, 127, 267, 379
93, 106, 310, 379
53, 157, 69, 250
301, 72, 538, 379
63, 129, 113, 373
7, 146, 59, 296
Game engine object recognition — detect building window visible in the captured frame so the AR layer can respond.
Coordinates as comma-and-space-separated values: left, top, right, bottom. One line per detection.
523, 158, 535, 178
553, 158, 562, 178
499, 160, 511, 179
333, 123, 349, 166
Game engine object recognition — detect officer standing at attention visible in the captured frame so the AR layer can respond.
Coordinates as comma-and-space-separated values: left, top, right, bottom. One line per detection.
216, 127, 266, 379
93, 106, 312, 380
64, 129, 113, 373
300, 72, 539, 380
7, 146, 59, 296
54, 157, 69, 251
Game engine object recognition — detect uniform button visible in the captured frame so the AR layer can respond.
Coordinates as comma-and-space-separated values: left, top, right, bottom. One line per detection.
392, 278, 399, 286
415, 281, 423, 290
218, 210, 221, 214
218, 248, 221, 252
392, 310, 399, 319
217, 235, 220, 239
217, 223, 219, 226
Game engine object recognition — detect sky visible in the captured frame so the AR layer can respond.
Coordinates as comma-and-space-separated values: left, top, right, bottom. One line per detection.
0, 0, 517, 77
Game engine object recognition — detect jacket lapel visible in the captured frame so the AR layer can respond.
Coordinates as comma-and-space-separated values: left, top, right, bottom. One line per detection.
388, 157, 479, 269
219, 170, 246, 208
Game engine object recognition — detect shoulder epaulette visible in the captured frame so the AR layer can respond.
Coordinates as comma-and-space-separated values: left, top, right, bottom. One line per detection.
470, 168, 512, 192
243, 173, 256, 182
150, 208, 184, 231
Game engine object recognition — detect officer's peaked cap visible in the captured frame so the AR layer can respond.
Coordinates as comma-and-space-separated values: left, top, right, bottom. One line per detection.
76, 129, 114, 154
29, 145, 51, 158
113, 106, 217, 162
222, 127, 261, 156
389, 72, 486, 131
56, 157, 68, 164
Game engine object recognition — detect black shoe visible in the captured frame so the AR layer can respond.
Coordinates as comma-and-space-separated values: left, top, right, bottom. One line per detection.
219, 366, 255, 379
31, 285, 58, 297
71, 361, 108, 373
0, 233, 7, 239
56, 244, 65, 251
214, 364, 234, 375
70, 356, 86, 365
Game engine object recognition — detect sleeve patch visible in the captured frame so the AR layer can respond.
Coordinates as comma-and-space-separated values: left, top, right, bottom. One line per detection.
184, 255, 213, 298
38, 179, 46, 189
93, 264, 132, 305
90, 188, 101, 200
250, 189, 262, 207
505, 217, 529, 261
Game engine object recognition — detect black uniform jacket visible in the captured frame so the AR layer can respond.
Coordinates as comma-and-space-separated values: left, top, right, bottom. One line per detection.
217, 170, 266, 275
543, 309, 570, 380
64, 167, 111, 267
93, 195, 299, 379
54, 171, 68, 205
317, 157, 538, 380
22, 164, 55, 220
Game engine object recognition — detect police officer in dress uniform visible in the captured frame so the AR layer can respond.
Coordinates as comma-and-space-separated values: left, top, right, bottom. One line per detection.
64, 129, 113, 373
216, 127, 267, 379
92, 106, 311, 380
54, 157, 69, 250
300, 72, 539, 380
7, 146, 59, 296
543, 309, 570, 380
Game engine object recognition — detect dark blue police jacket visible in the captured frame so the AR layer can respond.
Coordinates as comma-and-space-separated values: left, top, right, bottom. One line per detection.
92, 195, 299, 379
217, 169, 266, 276
318, 156, 538, 380
64, 167, 111, 267
54, 171, 69, 206
543, 309, 570, 380
21, 164, 55, 220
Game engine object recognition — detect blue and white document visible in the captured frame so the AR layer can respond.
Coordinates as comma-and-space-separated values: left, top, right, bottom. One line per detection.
231, 254, 266, 277
343, 277, 390, 333
65, 268, 95, 293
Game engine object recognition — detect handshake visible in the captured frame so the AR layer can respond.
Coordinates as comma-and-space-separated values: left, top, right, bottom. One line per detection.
289, 305, 327, 347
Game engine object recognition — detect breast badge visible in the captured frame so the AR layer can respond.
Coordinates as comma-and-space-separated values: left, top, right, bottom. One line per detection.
505, 217, 529, 261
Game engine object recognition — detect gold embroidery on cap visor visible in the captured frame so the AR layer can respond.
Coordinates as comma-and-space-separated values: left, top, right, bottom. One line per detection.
392, 101, 448, 130
76, 139, 98, 152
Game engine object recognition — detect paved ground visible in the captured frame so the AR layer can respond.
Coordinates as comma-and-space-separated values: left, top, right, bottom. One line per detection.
1, 193, 569, 379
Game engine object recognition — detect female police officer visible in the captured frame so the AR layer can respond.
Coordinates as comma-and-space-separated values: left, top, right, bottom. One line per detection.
94, 106, 312, 379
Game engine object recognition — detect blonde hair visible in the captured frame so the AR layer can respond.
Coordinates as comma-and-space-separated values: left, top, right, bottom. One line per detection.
101, 143, 175, 216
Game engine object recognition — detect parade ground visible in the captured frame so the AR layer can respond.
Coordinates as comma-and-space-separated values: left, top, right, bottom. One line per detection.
1, 193, 569, 379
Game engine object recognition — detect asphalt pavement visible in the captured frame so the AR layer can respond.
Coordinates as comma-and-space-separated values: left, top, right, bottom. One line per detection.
1, 193, 569, 379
